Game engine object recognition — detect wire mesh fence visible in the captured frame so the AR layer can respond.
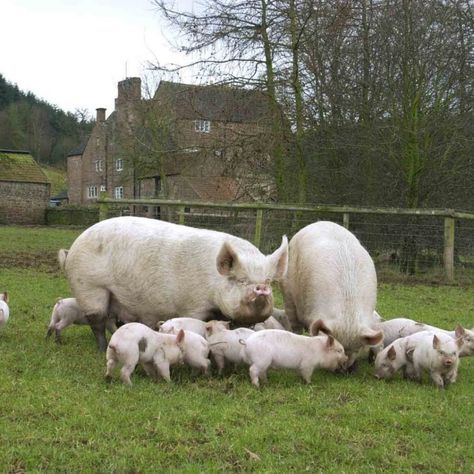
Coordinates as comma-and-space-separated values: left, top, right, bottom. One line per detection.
96, 198, 474, 284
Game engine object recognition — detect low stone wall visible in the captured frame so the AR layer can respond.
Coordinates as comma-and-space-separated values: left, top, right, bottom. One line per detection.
46, 206, 99, 226
0, 181, 50, 225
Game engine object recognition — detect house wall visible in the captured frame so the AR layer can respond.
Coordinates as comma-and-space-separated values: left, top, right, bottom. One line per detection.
0, 181, 50, 224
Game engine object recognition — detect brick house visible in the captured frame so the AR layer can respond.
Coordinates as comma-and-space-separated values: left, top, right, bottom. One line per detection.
0, 149, 50, 224
67, 78, 275, 205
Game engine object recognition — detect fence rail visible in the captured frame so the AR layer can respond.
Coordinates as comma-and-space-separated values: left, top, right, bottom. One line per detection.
97, 195, 474, 283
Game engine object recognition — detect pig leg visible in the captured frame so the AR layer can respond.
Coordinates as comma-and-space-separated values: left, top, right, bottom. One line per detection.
213, 354, 225, 375
120, 360, 138, 386
86, 315, 108, 352
249, 364, 262, 388
142, 362, 159, 382
105, 318, 118, 335
443, 367, 458, 386
105, 358, 118, 382
155, 361, 171, 383
53, 320, 72, 343
430, 371, 445, 389
299, 364, 314, 384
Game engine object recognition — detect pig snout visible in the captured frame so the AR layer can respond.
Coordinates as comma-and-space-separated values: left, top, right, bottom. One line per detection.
443, 358, 455, 367
254, 284, 271, 297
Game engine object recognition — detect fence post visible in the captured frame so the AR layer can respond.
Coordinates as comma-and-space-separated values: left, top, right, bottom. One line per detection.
254, 209, 263, 248
343, 213, 350, 229
99, 192, 108, 221
443, 217, 455, 282
177, 206, 185, 225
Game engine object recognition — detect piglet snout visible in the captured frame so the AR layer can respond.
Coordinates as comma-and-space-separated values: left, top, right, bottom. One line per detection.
444, 358, 454, 367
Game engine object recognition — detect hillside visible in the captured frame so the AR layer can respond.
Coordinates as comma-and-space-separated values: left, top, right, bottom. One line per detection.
42, 165, 66, 195
0, 74, 93, 167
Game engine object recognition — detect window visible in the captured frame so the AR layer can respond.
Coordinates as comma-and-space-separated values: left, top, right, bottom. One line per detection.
154, 177, 162, 196
95, 160, 103, 172
194, 119, 210, 133
114, 186, 124, 199
100, 185, 106, 192
87, 185, 98, 199
116, 159, 123, 171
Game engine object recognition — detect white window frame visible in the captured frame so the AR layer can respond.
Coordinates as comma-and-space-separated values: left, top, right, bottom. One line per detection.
95, 160, 103, 172
100, 185, 106, 192
114, 186, 124, 199
116, 159, 123, 171
87, 185, 98, 199
194, 119, 210, 133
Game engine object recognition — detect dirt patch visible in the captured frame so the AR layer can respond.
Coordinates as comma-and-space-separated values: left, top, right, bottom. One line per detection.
1, 251, 61, 274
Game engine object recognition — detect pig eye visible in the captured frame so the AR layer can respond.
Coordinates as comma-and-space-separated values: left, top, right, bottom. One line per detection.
237, 278, 248, 285
439, 350, 446, 356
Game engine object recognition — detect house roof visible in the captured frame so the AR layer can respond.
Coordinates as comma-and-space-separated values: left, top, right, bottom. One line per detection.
66, 140, 88, 157
154, 81, 272, 124
0, 150, 49, 184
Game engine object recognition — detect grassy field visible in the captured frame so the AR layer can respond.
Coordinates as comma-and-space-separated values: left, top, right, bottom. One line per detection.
1, 225, 473, 472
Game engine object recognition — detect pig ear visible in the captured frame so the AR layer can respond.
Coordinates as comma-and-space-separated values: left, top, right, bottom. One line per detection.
406, 347, 415, 361
455, 325, 465, 339
176, 329, 185, 345
432, 335, 440, 350
387, 346, 397, 361
456, 336, 464, 349
1, 291, 8, 303
325, 335, 335, 348
268, 235, 288, 280
216, 241, 239, 276
310, 319, 332, 337
205, 322, 213, 337
361, 328, 384, 346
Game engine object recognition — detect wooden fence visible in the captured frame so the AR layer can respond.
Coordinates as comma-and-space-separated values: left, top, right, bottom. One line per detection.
97, 195, 474, 283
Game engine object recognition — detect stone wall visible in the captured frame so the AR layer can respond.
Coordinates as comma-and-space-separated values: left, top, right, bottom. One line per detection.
0, 181, 50, 224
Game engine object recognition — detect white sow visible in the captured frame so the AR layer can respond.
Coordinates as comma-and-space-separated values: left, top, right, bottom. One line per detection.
63, 216, 288, 351
282, 221, 383, 368
242, 327, 348, 387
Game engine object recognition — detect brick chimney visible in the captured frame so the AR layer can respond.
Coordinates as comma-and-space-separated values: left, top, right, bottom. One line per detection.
115, 77, 141, 108
96, 108, 106, 122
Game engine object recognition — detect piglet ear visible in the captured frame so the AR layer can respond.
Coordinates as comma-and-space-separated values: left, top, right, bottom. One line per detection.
310, 319, 332, 337
205, 322, 213, 337
361, 328, 384, 346
176, 329, 185, 345
387, 345, 397, 361
1, 291, 8, 303
455, 325, 465, 339
216, 242, 239, 276
326, 335, 335, 348
268, 235, 288, 280
432, 335, 440, 350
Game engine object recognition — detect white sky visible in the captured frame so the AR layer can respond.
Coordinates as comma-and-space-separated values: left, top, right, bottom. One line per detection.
1, 0, 194, 119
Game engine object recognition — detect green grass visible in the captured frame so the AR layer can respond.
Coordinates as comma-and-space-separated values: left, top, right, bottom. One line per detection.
1, 225, 474, 472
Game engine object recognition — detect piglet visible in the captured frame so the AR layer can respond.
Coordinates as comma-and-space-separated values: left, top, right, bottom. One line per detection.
159, 317, 208, 338
157, 325, 211, 375
0, 292, 10, 328
205, 320, 254, 374
105, 322, 185, 385
241, 324, 348, 387
46, 297, 117, 343
405, 331, 463, 388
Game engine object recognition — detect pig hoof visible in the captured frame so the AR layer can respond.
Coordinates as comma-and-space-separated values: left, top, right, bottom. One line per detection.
346, 360, 358, 374
105, 375, 113, 384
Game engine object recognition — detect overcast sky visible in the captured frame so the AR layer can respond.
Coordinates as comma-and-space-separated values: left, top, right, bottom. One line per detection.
2, 0, 193, 118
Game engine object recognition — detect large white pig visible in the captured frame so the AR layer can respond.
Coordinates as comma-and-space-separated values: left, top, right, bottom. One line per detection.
63, 216, 288, 351
0, 292, 9, 328
281, 221, 383, 369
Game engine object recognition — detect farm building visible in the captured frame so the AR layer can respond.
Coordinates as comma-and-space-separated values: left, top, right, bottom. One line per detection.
0, 149, 50, 224
67, 78, 276, 205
